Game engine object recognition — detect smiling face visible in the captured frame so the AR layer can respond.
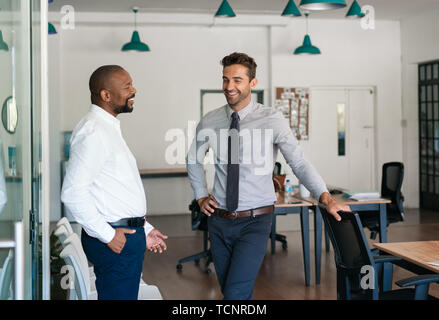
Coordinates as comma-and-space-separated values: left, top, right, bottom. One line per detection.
106, 69, 137, 115
222, 64, 258, 111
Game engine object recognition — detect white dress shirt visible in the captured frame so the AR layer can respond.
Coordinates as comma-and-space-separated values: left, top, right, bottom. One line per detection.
61, 104, 154, 243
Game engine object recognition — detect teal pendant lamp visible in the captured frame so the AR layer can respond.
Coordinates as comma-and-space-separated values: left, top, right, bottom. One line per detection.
48, 1, 57, 35
282, 0, 302, 17
299, 0, 346, 10
294, 14, 321, 55
48, 22, 57, 35
215, 0, 236, 17
346, 0, 365, 18
294, 35, 321, 54
122, 7, 150, 52
0, 30, 9, 51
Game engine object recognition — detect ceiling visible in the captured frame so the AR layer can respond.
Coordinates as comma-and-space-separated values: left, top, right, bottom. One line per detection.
47, 0, 439, 20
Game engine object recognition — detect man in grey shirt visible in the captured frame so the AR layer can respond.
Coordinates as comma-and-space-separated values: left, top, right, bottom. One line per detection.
186, 52, 349, 300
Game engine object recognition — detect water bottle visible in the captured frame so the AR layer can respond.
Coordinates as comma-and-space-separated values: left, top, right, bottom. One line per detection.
284, 179, 292, 196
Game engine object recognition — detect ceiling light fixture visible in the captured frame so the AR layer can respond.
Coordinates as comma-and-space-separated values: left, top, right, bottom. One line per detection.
281, 0, 302, 17
48, 0, 57, 35
299, 0, 346, 11
121, 7, 150, 52
294, 13, 321, 55
215, 0, 236, 18
48, 22, 57, 35
346, 0, 365, 18
0, 30, 9, 51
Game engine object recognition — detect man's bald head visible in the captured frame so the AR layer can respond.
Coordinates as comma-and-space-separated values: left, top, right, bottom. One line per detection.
88, 65, 137, 116
89, 65, 126, 103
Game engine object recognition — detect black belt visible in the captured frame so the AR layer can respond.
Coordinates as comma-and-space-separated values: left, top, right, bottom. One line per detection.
109, 216, 146, 227
213, 205, 274, 220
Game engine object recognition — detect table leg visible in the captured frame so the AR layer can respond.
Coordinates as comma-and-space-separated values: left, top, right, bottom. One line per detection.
378, 203, 387, 243
271, 213, 277, 254
300, 206, 310, 286
314, 206, 322, 285
378, 203, 392, 291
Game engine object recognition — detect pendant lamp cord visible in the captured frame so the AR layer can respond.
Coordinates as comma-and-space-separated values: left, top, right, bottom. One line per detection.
305, 12, 309, 35
133, 7, 138, 30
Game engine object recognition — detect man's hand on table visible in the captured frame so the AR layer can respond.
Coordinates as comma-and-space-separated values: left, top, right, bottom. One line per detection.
319, 192, 351, 221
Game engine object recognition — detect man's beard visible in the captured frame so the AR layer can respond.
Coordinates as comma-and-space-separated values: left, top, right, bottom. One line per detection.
114, 96, 134, 114
225, 90, 249, 108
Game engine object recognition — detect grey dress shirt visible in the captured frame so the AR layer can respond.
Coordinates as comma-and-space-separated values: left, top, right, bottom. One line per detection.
186, 101, 328, 211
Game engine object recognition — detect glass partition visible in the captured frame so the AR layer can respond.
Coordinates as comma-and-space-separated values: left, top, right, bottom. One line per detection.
0, 0, 42, 299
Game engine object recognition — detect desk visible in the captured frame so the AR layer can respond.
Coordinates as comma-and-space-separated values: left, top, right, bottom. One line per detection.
374, 241, 439, 274
273, 192, 314, 286
293, 191, 391, 285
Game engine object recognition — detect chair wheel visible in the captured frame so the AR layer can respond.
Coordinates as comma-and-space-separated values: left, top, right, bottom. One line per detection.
205, 268, 211, 274
282, 243, 288, 249
176, 264, 183, 270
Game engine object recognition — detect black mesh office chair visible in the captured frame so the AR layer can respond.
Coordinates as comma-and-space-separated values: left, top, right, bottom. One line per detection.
320, 205, 439, 300
359, 162, 405, 240
176, 199, 212, 274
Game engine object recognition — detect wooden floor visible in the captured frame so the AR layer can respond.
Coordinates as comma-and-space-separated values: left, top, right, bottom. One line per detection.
141, 208, 439, 300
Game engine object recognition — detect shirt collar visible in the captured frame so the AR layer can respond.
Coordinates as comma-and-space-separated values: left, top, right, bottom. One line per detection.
226, 101, 255, 121
90, 104, 120, 127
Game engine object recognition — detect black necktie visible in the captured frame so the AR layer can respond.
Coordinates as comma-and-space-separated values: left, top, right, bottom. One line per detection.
227, 112, 240, 212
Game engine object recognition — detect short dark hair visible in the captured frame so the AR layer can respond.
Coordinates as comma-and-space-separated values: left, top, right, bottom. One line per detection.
221, 52, 257, 80
89, 65, 125, 102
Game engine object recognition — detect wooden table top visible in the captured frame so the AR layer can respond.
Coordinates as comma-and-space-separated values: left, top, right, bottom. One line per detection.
374, 241, 439, 273
275, 191, 313, 207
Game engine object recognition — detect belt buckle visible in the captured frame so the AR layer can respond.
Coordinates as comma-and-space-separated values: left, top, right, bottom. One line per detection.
230, 211, 238, 220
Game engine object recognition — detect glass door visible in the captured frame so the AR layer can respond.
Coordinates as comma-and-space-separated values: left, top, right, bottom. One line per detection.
0, 0, 42, 299
30, 0, 42, 300
419, 61, 439, 210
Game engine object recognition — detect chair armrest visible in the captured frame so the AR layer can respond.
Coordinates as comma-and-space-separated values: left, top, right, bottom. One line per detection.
373, 255, 402, 264
395, 274, 439, 288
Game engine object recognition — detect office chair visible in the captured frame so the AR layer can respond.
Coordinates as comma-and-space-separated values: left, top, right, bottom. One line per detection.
359, 162, 405, 240
320, 205, 439, 300
59, 240, 163, 300
0, 250, 13, 300
176, 199, 212, 274
271, 162, 288, 250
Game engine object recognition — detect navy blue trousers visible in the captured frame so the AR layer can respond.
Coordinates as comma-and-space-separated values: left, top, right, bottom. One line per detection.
81, 226, 146, 300
207, 213, 272, 300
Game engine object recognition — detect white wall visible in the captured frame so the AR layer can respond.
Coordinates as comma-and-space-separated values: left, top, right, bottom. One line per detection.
53, 16, 271, 216
49, 12, 405, 216
400, 8, 439, 208
272, 19, 403, 192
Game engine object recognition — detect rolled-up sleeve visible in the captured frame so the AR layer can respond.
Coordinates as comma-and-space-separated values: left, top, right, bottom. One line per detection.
274, 114, 328, 200
61, 125, 116, 244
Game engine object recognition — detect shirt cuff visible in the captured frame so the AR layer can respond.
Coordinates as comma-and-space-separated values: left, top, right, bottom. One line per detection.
144, 220, 155, 237
314, 187, 329, 202
194, 188, 209, 200
99, 225, 116, 244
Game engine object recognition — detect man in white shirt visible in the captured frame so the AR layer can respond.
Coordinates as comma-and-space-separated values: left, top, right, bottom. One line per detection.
61, 65, 167, 300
